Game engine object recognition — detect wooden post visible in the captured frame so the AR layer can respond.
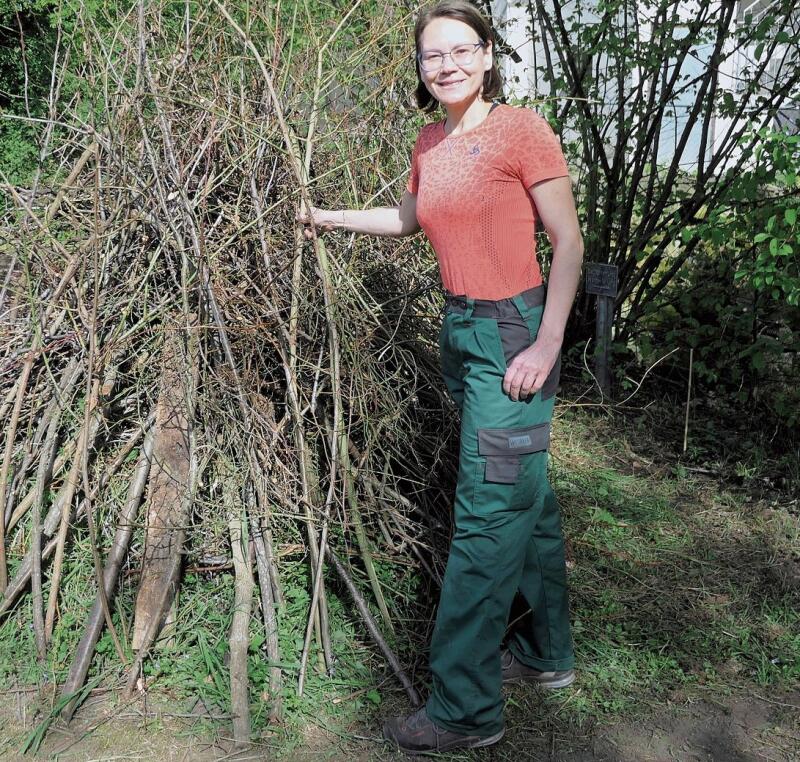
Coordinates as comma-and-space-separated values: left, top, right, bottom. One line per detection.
585, 264, 618, 399
131, 315, 197, 651
683, 347, 694, 453
595, 294, 611, 397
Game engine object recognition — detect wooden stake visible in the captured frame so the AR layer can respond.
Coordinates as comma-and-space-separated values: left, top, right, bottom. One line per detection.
227, 470, 253, 747
131, 320, 195, 651
60, 426, 154, 722
683, 347, 694, 453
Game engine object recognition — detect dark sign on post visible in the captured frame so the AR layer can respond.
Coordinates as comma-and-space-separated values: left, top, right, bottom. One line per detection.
585, 263, 618, 298
585, 263, 618, 399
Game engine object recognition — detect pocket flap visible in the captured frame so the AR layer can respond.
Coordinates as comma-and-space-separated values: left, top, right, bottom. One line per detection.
484, 456, 520, 484
477, 422, 551, 455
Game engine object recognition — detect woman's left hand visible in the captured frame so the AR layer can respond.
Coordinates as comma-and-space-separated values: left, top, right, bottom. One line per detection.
503, 336, 561, 401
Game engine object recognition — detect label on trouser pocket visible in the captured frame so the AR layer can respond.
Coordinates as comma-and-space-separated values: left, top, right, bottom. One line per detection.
477, 422, 551, 484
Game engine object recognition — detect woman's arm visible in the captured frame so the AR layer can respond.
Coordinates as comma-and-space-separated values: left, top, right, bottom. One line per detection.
503, 175, 584, 401
298, 190, 421, 239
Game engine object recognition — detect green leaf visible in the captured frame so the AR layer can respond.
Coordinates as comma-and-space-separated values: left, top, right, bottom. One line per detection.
249, 632, 265, 650
592, 507, 618, 525
366, 689, 382, 705
785, 208, 797, 226
753, 232, 770, 243
722, 91, 735, 113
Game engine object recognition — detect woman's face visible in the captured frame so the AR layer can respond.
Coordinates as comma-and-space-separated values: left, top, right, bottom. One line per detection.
418, 17, 492, 110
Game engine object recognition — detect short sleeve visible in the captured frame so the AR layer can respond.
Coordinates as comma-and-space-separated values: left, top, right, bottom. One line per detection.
406, 134, 421, 194
515, 110, 569, 188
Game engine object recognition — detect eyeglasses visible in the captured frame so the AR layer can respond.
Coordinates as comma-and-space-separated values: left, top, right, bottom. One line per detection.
417, 41, 486, 72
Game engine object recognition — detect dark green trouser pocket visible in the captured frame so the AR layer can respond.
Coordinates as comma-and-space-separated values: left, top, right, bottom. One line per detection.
478, 421, 550, 484
495, 314, 561, 401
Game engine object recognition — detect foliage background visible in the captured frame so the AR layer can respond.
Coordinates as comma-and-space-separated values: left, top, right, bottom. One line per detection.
0, 0, 797, 753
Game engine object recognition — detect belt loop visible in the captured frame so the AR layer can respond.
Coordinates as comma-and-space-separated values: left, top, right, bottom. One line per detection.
463, 297, 475, 321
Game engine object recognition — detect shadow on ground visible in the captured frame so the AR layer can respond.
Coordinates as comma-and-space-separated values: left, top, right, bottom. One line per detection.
2, 406, 797, 761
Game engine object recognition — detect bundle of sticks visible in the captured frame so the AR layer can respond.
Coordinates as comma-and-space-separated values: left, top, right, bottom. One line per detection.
0, 0, 456, 746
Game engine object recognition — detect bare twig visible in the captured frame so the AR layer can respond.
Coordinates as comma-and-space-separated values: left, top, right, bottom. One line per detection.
326, 546, 421, 707
60, 424, 155, 722
45, 368, 117, 642
0, 416, 150, 618
226, 463, 253, 748
252, 515, 282, 722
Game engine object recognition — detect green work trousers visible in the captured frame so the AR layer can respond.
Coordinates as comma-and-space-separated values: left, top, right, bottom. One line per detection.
425, 286, 574, 737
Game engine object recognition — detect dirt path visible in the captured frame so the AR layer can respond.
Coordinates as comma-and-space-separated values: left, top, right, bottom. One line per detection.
1, 686, 797, 761
583, 691, 799, 762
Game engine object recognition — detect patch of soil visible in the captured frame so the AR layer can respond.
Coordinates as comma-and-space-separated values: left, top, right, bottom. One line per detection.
0, 689, 229, 761
1, 687, 798, 761
592, 691, 800, 762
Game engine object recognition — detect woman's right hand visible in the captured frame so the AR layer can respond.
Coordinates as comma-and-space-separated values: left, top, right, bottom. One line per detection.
296, 206, 341, 239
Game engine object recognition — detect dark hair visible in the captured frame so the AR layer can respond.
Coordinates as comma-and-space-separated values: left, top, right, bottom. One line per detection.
413, 0, 503, 113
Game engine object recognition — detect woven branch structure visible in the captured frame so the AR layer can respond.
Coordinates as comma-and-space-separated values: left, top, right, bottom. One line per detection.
0, 0, 454, 740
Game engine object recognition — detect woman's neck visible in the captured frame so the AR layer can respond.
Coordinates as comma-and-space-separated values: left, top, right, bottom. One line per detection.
443, 98, 493, 136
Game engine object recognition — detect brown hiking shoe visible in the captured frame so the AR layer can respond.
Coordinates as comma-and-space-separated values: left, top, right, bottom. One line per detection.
501, 649, 576, 689
383, 706, 504, 755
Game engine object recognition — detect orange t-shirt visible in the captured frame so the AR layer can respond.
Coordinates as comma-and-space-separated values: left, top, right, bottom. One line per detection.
406, 104, 569, 300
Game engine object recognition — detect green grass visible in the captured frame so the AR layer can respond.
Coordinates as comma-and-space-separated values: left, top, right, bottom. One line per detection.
133, 557, 395, 751
1, 403, 797, 758
0, 529, 100, 689
545, 406, 800, 723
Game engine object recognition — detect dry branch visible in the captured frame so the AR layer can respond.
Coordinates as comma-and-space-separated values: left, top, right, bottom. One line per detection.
45, 367, 118, 641
327, 546, 421, 708
22, 356, 81, 660
225, 461, 253, 748
0, 349, 34, 592
131, 318, 196, 650
60, 424, 155, 722
252, 516, 282, 722
0, 419, 151, 618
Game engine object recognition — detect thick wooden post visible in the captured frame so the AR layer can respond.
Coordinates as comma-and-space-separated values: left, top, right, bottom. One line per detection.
585, 264, 618, 399
596, 294, 611, 396
131, 315, 197, 651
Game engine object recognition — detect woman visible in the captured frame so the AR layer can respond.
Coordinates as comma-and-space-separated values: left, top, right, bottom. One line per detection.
299, 0, 583, 753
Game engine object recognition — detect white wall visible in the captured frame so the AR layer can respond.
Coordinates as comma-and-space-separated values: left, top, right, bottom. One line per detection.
493, 0, 799, 174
